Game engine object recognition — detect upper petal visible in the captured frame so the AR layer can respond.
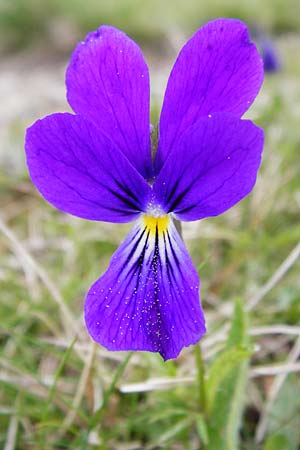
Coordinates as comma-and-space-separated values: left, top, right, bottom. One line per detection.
153, 113, 264, 221
85, 216, 206, 360
156, 19, 264, 170
25, 113, 151, 223
66, 26, 152, 178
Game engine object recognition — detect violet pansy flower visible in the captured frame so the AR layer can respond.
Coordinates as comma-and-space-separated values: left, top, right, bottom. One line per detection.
261, 38, 280, 73
25, 19, 264, 360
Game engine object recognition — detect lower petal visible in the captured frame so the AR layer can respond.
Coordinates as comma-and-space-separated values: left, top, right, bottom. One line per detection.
84, 215, 206, 360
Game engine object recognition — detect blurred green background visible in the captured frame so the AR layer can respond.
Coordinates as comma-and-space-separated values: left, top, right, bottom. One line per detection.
1, 0, 300, 55
1, 1, 300, 449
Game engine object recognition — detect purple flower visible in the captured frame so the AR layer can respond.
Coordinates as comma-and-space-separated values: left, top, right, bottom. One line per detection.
25, 19, 264, 360
261, 38, 280, 73
250, 27, 280, 73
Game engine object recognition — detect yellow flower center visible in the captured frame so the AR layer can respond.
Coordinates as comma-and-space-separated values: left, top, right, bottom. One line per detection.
143, 215, 169, 235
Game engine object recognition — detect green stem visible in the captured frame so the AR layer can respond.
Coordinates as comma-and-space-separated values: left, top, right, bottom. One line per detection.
194, 343, 206, 417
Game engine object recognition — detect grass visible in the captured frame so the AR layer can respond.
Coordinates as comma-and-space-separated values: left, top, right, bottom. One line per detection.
1, 2, 300, 449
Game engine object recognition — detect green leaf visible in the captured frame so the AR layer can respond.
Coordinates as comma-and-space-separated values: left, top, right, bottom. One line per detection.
206, 346, 251, 414
206, 299, 251, 450
265, 374, 300, 450
195, 413, 209, 446
157, 417, 192, 445
263, 434, 290, 450
147, 408, 187, 425
227, 298, 248, 347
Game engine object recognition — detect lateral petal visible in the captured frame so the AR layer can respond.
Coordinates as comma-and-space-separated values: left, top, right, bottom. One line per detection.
66, 26, 153, 178
153, 113, 264, 221
156, 19, 263, 170
25, 113, 151, 222
85, 216, 206, 360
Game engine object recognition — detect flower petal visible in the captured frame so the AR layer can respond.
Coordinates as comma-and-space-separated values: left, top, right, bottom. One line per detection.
25, 113, 151, 222
156, 19, 263, 170
85, 216, 206, 360
153, 113, 264, 221
66, 26, 152, 178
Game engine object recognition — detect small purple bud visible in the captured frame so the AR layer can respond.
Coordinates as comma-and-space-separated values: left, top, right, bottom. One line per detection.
261, 39, 280, 73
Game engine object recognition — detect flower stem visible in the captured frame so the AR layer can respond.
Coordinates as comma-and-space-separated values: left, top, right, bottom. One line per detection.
194, 343, 206, 416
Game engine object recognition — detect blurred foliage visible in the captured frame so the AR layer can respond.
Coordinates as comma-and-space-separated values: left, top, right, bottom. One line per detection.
1, 0, 300, 55
206, 300, 251, 450
265, 375, 300, 450
1, 0, 300, 449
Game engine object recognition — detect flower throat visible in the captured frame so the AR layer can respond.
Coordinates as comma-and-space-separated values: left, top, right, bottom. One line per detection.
143, 215, 169, 236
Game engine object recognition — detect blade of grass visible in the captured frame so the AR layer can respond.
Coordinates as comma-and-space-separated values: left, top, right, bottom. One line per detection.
39, 336, 77, 449
89, 351, 133, 429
